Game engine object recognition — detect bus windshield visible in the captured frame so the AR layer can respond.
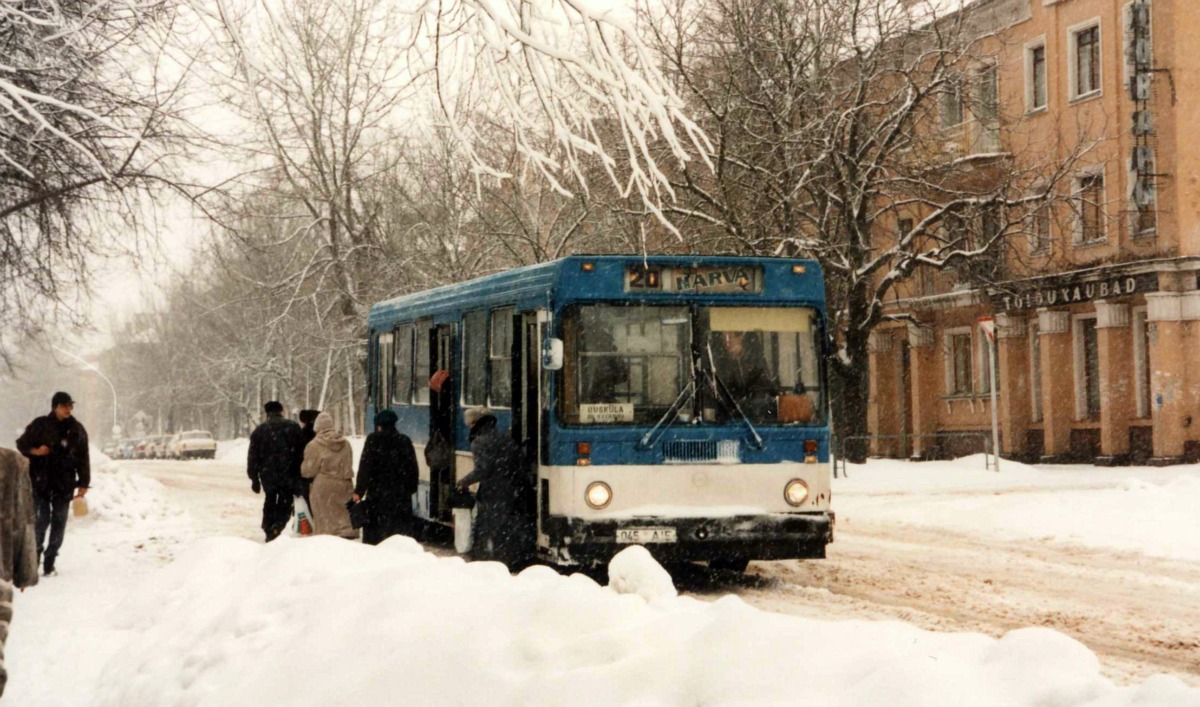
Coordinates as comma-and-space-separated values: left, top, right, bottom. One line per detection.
558, 304, 823, 426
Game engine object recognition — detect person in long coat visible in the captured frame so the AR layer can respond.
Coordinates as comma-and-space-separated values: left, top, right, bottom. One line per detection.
301, 412, 357, 539
247, 401, 304, 542
16, 391, 89, 575
353, 409, 419, 545
296, 409, 320, 508
0, 448, 39, 698
455, 407, 534, 568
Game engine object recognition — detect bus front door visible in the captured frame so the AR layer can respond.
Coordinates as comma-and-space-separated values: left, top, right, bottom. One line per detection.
511, 311, 542, 543
429, 322, 457, 523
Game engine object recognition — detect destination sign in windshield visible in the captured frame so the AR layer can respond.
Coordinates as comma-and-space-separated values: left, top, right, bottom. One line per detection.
626, 264, 763, 294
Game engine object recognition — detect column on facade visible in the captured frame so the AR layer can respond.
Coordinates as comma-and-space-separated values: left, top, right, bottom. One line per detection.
1145, 292, 1200, 463
1037, 309, 1073, 461
867, 329, 899, 456
1094, 300, 1133, 463
994, 313, 1029, 458
906, 324, 939, 459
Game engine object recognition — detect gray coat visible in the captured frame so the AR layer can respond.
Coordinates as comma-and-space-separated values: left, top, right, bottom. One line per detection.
0, 447, 40, 698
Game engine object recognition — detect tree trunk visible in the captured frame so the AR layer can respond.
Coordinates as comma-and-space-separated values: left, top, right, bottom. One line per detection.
834, 284, 874, 464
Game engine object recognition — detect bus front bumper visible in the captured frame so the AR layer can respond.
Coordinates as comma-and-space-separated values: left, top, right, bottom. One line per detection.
540, 512, 833, 566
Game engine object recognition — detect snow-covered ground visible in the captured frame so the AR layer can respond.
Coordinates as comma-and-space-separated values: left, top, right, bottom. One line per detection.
5, 452, 1200, 705
836, 455, 1200, 562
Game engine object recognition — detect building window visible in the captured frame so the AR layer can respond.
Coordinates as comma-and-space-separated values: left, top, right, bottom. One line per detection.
1029, 320, 1043, 422
945, 328, 973, 396
975, 64, 1000, 151
1031, 202, 1052, 254
1027, 42, 1047, 110
412, 319, 432, 405
1074, 172, 1106, 244
1073, 315, 1101, 420
461, 310, 488, 406
1132, 307, 1151, 418
392, 323, 413, 406
1072, 23, 1102, 99
897, 218, 913, 244
489, 307, 515, 408
976, 326, 993, 394
941, 76, 964, 127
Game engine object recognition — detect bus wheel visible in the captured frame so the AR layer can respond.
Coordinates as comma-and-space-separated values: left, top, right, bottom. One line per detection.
710, 557, 750, 574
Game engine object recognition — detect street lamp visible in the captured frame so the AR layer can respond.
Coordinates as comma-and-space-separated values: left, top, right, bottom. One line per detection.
52, 345, 121, 439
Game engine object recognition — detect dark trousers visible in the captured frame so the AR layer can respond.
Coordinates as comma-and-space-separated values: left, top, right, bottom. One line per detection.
34, 492, 70, 570
261, 487, 294, 542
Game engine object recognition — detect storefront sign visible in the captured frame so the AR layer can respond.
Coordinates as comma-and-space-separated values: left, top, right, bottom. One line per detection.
992, 273, 1158, 311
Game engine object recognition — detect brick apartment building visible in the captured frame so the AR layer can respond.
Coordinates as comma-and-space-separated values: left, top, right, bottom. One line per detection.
867, 0, 1200, 464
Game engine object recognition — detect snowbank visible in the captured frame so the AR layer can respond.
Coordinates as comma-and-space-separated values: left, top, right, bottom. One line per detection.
80, 538, 1198, 707
216, 437, 249, 462
837, 457, 1200, 561
85, 464, 185, 526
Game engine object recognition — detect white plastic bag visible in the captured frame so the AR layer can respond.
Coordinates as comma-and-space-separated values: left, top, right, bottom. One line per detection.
453, 507, 474, 554
292, 496, 314, 537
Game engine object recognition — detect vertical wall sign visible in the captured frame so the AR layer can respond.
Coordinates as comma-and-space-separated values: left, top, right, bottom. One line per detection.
1128, 0, 1157, 221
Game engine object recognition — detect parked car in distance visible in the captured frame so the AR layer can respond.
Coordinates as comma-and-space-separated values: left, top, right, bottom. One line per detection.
102, 441, 119, 458
144, 434, 169, 459
133, 439, 153, 459
170, 430, 217, 460
119, 438, 139, 460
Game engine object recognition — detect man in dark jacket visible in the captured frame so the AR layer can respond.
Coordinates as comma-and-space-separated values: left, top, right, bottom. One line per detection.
455, 407, 534, 569
0, 447, 39, 698
353, 409, 419, 545
16, 392, 90, 576
247, 401, 304, 542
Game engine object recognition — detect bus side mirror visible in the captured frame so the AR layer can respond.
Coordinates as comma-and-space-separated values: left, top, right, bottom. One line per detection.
542, 338, 564, 370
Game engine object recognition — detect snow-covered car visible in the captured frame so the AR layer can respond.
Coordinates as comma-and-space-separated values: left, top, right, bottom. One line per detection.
145, 434, 171, 459
170, 430, 217, 460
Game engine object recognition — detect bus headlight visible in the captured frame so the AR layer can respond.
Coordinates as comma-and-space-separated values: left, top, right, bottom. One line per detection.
784, 479, 809, 507
585, 481, 612, 510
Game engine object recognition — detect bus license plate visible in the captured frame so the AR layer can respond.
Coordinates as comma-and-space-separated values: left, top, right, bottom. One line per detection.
616, 527, 677, 544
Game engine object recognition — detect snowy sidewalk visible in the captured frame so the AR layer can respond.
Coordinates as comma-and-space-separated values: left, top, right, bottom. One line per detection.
836, 455, 1200, 562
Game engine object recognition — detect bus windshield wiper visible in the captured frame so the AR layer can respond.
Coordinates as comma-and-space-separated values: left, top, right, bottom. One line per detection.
637, 379, 696, 451
703, 342, 766, 451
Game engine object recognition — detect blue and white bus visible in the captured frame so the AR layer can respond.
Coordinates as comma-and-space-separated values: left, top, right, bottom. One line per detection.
366, 256, 833, 570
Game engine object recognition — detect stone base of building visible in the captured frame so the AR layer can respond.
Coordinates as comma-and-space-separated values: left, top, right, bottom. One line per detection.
1093, 455, 1128, 467
1147, 456, 1183, 467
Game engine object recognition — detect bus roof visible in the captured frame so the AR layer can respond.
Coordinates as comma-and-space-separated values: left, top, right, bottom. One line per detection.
368, 255, 823, 327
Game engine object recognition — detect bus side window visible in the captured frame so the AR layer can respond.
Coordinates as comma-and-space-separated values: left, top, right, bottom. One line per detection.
393, 323, 413, 405
490, 307, 514, 408
462, 310, 488, 406
413, 319, 432, 405
376, 331, 394, 410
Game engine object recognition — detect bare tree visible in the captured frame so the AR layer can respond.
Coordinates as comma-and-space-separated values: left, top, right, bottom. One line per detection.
639, 0, 1092, 455
0, 0, 190, 366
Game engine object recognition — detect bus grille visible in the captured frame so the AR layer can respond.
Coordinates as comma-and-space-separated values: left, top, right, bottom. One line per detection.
662, 440, 740, 464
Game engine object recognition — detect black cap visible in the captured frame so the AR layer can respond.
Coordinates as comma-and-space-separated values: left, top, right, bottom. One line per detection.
51, 392, 75, 407
264, 401, 284, 414
298, 409, 320, 425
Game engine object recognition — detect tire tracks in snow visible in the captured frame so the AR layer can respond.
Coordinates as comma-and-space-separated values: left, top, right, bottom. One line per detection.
682, 521, 1200, 686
